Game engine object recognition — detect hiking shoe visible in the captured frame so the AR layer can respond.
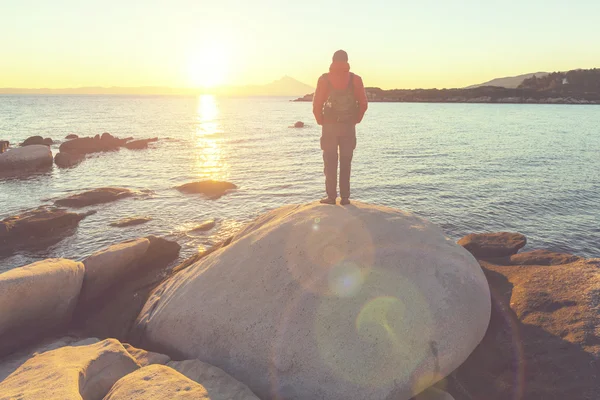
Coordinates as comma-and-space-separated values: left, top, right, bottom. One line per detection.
319, 197, 336, 205
340, 198, 351, 206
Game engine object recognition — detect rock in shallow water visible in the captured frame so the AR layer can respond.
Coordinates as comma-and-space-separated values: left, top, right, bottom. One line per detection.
0, 207, 89, 256
0, 145, 53, 173
124, 137, 158, 150
190, 219, 216, 232
0, 259, 84, 358
135, 202, 491, 400
458, 232, 527, 259
110, 216, 152, 227
176, 180, 237, 199
54, 151, 85, 168
55, 187, 134, 208
20, 136, 53, 147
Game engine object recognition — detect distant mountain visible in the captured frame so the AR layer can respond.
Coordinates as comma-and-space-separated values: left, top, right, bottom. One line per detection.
214, 76, 315, 96
466, 72, 550, 89
0, 76, 315, 97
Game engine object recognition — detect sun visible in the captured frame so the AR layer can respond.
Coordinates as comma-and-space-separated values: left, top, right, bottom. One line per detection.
188, 43, 230, 88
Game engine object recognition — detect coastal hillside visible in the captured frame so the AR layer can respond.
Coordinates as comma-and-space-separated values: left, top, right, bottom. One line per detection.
466, 72, 549, 89
294, 68, 600, 104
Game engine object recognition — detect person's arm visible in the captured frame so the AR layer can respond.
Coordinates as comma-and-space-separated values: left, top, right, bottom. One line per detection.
312, 75, 328, 125
354, 75, 368, 123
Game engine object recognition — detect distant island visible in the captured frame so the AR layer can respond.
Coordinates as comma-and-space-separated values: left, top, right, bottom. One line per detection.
294, 68, 600, 104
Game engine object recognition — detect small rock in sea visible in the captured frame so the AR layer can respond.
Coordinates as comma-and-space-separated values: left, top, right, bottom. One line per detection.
457, 232, 527, 259
65, 134, 79, 139
109, 217, 152, 228
124, 137, 158, 150
21, 135, 53, 147
0, 140, 9, 154
54, 151, 85, 168
55, 187, 134, 208
189, 220, 216, 232
294, 121, 305, 128
176, 180, 237, 199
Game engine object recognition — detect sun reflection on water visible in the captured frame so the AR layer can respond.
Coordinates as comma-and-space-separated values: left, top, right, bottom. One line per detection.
194, 95, 228, 180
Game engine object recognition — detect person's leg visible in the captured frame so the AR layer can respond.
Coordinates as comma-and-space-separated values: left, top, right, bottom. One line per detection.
320, 129, 338, 203
339, 132, 356, 204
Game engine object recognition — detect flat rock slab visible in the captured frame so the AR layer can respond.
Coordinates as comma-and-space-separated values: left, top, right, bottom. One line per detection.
55, 187, 134, 208
176, 180, 237, 199
136, 202, 491, 400
190, 220, 216, 232
0, 207, 89, 256
0, 338, 139, 400
0, 259, 84, 357
458, 232, 527, 259
104, 364, 210, 400
110, 217, 152, 227
447, 257, 600, 400
507, 249, 581, 265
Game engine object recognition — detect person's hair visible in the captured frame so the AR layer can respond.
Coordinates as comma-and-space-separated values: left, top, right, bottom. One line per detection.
332, 50, 348, 62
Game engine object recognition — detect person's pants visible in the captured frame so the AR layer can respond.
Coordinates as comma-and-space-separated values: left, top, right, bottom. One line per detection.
320, 125, 356, 199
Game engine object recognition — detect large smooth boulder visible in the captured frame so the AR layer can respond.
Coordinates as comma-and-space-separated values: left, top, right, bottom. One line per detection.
0, 339, 139, 400
0, 259, 84, 357
447, 257, 600, 400
71, 236, 181, 341
0, 145, 52, 172
135, 202, 491, 400
176, 180, 237, 199
79, 238, 151, 304
54, 151, 85, 168
168, 360, 261, 400
55, 187, 134, 208
0, 207, 89, 256
458, 232, 527, 259
65, 134, 79, 139
104, 364, 210, 400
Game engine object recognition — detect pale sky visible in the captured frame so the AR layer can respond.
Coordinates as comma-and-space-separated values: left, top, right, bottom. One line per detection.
1, 0, 599, 89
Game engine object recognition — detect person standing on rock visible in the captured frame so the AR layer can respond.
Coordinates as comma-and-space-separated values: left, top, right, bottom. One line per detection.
313, 49, 368, 205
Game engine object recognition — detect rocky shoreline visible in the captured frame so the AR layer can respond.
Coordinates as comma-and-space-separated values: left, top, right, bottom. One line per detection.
293, 88, 600, 105
1, 201, 598, 399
